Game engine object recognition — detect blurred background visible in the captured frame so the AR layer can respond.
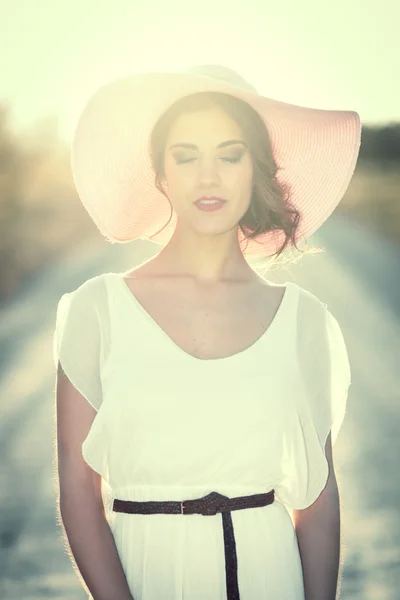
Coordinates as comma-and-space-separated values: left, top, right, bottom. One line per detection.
0, 1, 399, 599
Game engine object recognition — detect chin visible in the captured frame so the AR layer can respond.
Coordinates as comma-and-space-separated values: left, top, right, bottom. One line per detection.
191, 220, 239, 238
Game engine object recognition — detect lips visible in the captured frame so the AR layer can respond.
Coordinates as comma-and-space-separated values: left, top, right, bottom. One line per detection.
194, 196, 227, 205
194, 196, 227, 213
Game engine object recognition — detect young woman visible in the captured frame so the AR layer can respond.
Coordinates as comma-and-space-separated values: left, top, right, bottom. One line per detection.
54, 64, 361, 600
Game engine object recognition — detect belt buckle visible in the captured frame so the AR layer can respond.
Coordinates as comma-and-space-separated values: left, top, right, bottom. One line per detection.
180, 500, 219, 516
180, 499, 218, 515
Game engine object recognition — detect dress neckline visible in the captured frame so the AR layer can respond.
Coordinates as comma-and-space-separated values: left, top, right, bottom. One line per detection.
109, 272, 296, 363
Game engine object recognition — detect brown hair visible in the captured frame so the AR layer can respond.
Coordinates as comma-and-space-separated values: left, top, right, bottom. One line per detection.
149, 91, 307, 260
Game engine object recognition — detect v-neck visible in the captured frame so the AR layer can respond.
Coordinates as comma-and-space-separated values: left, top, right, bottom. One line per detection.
109, 272, 296, 363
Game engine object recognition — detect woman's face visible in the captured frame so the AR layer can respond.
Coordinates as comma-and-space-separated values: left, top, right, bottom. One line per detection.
163, 106, 254, 239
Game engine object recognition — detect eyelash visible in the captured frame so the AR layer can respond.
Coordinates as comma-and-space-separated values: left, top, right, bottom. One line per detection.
175, 156, 242, 165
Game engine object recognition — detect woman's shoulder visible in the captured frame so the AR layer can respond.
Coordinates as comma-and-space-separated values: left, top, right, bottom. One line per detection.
290, 282, 347, 351
291, 281, 327, 309
57, 273, 115, 322
66, 272, 113, 299
284, 281, 334, 333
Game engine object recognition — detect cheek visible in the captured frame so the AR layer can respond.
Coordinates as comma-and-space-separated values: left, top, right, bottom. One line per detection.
164, 161, 190, 192
228, 159, 253, 186
166, 175, 190, 205
230, 167, 253, 197
163, 171, 193, 214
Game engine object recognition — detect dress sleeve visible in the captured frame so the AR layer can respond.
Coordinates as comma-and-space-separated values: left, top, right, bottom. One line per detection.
303, 301, 351, 448
275, 291, 352, 510
53, 280, 103, 411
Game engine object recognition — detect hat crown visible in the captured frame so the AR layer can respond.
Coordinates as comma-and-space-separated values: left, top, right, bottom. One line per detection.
183, 64, 258, 94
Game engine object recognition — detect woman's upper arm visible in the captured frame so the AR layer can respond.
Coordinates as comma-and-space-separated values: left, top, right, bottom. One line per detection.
56, 362, 103, 509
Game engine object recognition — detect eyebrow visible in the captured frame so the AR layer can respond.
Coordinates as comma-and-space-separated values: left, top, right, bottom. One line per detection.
168, 139, 247, 151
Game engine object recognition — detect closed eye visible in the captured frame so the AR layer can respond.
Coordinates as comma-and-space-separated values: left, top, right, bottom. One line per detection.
175, 156, 242, 165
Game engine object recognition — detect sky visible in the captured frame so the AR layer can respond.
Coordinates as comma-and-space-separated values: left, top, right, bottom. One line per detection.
1, 0, 399, 143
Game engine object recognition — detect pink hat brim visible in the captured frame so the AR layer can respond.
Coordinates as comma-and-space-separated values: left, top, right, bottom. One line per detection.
71, 71, 362, 256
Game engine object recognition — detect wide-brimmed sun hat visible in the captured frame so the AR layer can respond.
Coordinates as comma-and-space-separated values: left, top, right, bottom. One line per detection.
71, 64, 362, 256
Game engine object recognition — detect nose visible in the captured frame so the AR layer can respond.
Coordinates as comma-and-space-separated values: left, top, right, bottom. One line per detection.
196, 159, 222, 187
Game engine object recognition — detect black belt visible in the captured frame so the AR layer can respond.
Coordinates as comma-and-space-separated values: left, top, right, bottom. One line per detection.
113, 489, 275, 599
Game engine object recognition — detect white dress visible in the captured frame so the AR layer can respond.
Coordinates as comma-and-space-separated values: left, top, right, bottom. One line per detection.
53, 272, 351, 600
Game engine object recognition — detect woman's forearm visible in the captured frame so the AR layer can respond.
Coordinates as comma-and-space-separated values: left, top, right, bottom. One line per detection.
293, 481, 342, 600
59, 487, 134, 600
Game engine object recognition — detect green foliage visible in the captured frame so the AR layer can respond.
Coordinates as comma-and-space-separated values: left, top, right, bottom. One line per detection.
359, 124, 400, 165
